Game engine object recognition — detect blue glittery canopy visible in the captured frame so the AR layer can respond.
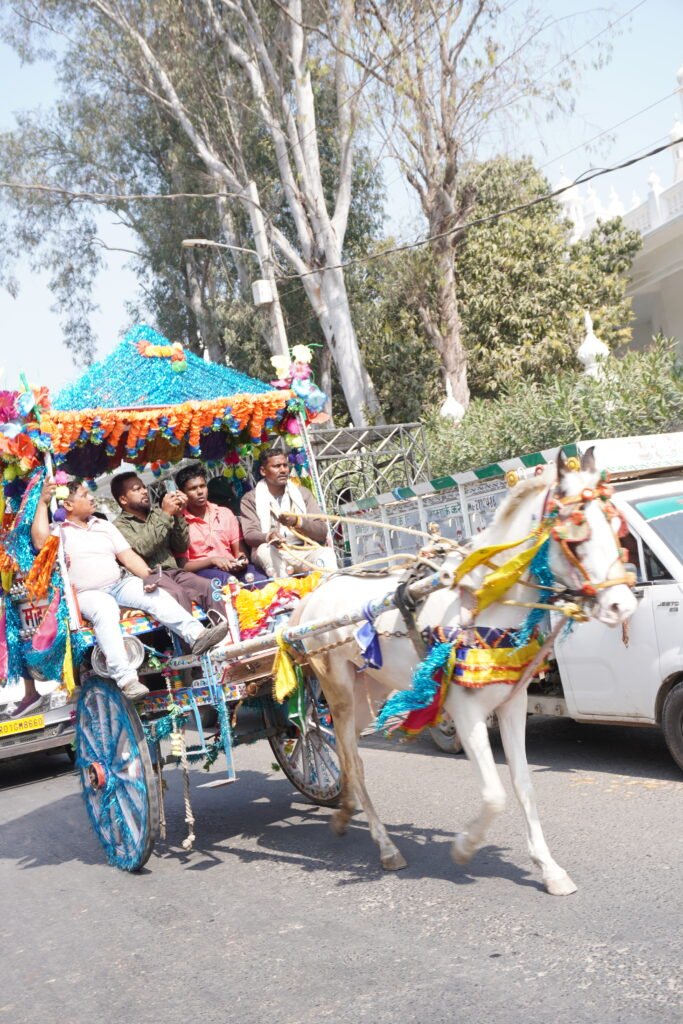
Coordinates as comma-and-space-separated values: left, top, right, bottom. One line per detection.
53, 324, 271, 410
42, 324, 291, 477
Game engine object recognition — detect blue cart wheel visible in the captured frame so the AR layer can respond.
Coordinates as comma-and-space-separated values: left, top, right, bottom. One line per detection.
264, 673, 341, 807
76, 677, 159, 871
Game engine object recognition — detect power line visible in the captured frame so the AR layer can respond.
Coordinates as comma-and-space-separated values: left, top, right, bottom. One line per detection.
276, 133, 683, 280
377, 0, 648, 222
2, 134, 680, 285
541, 88, 679, 170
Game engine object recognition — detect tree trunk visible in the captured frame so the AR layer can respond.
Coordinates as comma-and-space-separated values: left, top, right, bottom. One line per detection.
301, 264, 384, 427
318, 345, 334, 422
421, 239, 470, 410
183, 249, 223, 362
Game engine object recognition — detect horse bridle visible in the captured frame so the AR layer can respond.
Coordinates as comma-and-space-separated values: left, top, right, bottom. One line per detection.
542, 475, 636, 601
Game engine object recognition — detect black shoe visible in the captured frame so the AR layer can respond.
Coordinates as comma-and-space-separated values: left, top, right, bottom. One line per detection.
191, 619, 230, 656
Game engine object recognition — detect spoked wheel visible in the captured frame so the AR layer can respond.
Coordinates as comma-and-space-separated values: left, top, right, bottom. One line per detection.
263, 674, 341, 807
76, 677, 159, 871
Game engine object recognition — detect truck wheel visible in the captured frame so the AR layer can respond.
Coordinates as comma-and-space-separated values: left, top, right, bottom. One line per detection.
429, 714, 464, 754
662, 681, 683, 772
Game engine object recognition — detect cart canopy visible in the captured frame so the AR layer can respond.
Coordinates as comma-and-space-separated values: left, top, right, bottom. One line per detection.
38, 325, 292, 477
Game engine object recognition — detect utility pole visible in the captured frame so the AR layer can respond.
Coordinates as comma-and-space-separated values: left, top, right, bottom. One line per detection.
182, 180, 290, 361
246, 180, 290, 360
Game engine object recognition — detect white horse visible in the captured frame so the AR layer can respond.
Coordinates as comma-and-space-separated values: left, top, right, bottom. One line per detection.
292, 452, 637, 895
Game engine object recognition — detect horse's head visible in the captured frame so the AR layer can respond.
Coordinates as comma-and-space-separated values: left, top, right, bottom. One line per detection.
547, 448, 637, 627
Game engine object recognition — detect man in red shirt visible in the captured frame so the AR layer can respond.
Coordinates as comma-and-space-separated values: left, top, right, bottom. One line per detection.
175, 464, 266, 586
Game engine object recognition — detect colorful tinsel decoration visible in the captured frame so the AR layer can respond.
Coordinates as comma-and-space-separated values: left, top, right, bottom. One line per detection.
234, 573, 322, 638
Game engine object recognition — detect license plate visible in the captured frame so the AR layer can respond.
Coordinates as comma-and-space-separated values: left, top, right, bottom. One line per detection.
0, 714, 45, 737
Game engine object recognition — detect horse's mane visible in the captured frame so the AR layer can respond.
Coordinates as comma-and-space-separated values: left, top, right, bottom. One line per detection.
492, 469, 554, 528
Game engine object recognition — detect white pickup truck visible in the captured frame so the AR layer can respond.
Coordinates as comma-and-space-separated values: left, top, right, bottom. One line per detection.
342, 432, 683, 771
545, 472, 683, 770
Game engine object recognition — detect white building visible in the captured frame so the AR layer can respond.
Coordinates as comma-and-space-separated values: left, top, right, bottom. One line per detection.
556, 64, 683, 350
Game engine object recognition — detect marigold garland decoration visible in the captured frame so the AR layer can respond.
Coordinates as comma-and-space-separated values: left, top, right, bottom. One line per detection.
234, 573, 322, 638
39, 391, 290, 471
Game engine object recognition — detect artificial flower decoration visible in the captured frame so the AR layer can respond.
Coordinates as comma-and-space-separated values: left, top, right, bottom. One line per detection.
291, 344, 312, 364
270, 354, 291, 378
137, 338, 188, 372
269, 346, 328, 423
0, 387, 49, 480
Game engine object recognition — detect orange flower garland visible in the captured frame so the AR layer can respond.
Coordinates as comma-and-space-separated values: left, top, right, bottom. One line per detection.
40, 391, 292, 464
24, 533, 59, 601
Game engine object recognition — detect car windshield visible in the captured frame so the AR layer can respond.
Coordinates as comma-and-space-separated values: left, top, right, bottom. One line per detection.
631, 493, 683, 563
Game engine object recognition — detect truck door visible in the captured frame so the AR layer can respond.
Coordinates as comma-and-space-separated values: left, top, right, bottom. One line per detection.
554, 530, 660, 720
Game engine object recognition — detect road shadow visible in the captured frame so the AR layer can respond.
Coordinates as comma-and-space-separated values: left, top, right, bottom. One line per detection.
0, 756, 542, 892
152, 768, 544, 893
0, 749, 76, 791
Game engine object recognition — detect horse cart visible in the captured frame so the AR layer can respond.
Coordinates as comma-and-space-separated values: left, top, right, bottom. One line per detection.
0, 326, 353, 870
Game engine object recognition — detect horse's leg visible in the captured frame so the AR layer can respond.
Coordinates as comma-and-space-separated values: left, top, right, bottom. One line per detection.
496, 690, 577, 896
314, 655, 406, 870
448, 688, 507, 866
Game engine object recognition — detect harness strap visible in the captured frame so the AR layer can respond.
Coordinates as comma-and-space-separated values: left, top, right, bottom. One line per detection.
394, 579, 427, 659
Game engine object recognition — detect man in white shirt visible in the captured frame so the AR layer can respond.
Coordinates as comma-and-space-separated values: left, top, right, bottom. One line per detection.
31, 479, 229, 701
239, 450, 335, 577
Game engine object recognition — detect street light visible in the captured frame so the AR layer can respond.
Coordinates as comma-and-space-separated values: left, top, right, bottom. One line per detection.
181, 179, 291, 360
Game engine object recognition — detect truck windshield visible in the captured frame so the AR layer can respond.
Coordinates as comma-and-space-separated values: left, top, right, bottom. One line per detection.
631, 494, 683, 563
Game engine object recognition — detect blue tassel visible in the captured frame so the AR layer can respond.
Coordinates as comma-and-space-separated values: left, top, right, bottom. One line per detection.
376, 641, 452, 730
513, 540, 553, 647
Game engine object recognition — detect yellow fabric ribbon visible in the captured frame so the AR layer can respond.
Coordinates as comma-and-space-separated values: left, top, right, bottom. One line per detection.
62, 630, 76, 695
453, 530, 540, 587
453, 637, 546, 687
273, 629, 298, 703
474, 530, 551, 612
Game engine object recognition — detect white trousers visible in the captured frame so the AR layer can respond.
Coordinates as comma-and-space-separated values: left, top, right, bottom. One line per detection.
78, 575, 204, 687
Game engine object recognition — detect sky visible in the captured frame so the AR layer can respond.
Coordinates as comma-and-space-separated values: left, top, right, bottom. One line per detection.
0, 0, 682, 396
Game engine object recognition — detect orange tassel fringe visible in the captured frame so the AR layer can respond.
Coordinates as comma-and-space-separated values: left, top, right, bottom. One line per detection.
25, 534, 59, 601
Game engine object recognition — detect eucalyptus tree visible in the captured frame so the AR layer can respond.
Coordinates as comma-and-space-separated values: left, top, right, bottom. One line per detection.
353, 0, 613, 414
1, 0, 387, 424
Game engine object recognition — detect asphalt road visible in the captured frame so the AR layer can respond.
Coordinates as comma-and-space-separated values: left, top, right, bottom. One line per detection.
1, 716, 681, 1024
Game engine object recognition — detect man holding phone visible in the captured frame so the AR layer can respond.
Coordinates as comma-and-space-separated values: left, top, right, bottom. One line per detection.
111, 472, 226, 619
32, 479, 229, 700
174, 463, 266, 587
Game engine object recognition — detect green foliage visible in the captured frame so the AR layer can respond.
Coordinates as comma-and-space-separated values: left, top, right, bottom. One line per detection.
457, 157, 642, 395
426, 339, 683, 476
349, 156, 642, 422
348, 245, 442, 422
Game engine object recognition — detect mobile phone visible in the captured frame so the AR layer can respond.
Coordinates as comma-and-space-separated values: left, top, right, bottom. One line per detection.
165, 480, 178, 493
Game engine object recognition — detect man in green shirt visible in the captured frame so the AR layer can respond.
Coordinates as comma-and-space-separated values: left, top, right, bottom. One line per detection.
111, 472, 225, 619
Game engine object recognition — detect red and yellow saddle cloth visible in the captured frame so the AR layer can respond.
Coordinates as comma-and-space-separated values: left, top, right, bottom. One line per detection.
395, 626, 548, 737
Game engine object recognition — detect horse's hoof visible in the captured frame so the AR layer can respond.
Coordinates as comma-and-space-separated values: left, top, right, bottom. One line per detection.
545, 873, 577, 896
330, 814, 349, 837
381, 850, 407, 871
451, 835, 473, 865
